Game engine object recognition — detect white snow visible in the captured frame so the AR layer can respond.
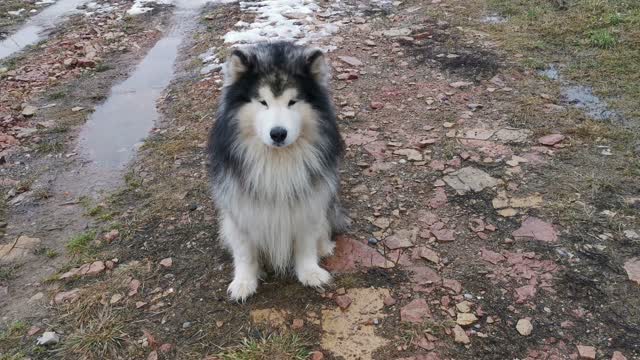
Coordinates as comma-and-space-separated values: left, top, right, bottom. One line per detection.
223, 0, 338, 44
35, 0, 57, 5
127, 0, 235, 15
8, 9, 26, 16
127, 0, 172, 15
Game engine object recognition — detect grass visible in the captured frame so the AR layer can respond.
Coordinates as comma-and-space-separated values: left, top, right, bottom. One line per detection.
66, 230, 97, 256
588, 29, 616, 48
0, 264, 19, 282
219, 334, 310, 360
59, 307, 128, 360
35, 141, 65, 154
484, 0, 640, 122
0, 321, 28, 360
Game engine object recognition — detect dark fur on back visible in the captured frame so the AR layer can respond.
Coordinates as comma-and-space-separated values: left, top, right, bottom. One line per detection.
207, 42, 344, 201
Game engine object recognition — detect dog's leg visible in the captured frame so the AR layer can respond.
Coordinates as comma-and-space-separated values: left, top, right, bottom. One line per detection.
222, 215, 260, 301
317, 236, 335, 257
295, 217, 332, 287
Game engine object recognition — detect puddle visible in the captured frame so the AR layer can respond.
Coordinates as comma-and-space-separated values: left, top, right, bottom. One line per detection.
539, 65, 620, 122
481, 14, 507, 24
539, 65, 559, 81
0, 0, 88, 61
74, 5, 203, 195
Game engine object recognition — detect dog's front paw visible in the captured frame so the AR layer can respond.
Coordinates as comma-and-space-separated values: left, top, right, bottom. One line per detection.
296, 265, 332, 288
227, 277, 258, 302
318, 239, 336, 257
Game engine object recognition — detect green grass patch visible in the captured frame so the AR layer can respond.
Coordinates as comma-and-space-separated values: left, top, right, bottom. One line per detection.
66, 230, 97, 255
219, 334, 310, 360
588, 29, 616, 48
485, 0, 640, 122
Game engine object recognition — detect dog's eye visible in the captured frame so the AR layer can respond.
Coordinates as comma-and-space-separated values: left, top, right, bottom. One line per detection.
259, 100, 268, 107
288, 100, 297, 107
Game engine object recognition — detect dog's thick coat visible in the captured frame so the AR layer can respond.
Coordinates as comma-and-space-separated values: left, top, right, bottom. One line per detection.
207, 42, 345, 301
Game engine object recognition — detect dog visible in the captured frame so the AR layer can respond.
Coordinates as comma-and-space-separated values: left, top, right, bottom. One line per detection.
207, 42, 348, 301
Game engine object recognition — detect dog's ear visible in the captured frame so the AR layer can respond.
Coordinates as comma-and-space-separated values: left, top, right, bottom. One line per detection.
224, 48, 251, 85
306, 49, 329, 86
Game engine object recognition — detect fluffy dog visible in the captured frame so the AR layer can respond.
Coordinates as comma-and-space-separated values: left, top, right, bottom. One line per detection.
207, 42, 347, 301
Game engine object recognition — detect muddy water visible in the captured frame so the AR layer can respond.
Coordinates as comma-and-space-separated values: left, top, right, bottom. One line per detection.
74, 7, 201, 196
539, 65, 620, 122
0, 0, 89, 60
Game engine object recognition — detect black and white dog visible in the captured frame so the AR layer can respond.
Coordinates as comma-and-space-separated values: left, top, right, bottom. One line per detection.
207, 42, 347, 301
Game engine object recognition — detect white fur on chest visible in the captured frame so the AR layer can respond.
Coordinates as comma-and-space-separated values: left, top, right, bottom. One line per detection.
215, 140, 336, 270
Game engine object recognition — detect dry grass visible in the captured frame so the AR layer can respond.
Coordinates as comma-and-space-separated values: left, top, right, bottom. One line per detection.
58, 306, 129, 360
219, 333, 310, 360
475, 0, 640, 122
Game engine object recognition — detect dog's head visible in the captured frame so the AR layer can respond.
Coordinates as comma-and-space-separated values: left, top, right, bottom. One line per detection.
222, 42, 330, 149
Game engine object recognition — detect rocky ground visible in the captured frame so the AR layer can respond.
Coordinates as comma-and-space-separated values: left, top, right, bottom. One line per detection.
1, 0, 639, 359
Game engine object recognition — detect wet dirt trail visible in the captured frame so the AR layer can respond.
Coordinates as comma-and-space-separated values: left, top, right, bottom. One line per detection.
0, 0, 90, 60
1, 0, 639, 359
1, 0, 205, 331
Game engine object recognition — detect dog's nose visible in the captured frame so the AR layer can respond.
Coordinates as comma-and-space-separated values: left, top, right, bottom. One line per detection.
270, 127, 287, 144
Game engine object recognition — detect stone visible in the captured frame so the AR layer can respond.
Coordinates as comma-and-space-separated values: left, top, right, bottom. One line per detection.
456, 301, 471, 313
449, 81, 473, 88
538, 134, 565, 146
494, 128, 530, 143
338, 56, 363, 67
159, 257, 173, 268
27, 326, 42, 336
623, 258, 640, 285
623, 230, 640, 240
37, 331, 60, 345
370, 101, 384, 110
110, 293, 124, 304
400, 298, 431, 323
453, 325, 470, 344
373, 217, 390, 229
53, 289, 81, 304
86, 261, 106, 275
611, 351, 627, 360
461, 129, 495, 140
335, 295, 352, 310
374, 28, 412, 37
443, 167, 501, 195
512, 217, 558, 242
456, 313, 478, 326
104, 229, 119, 242
21, 105, 37, 117
418, 247, 440, 263
577, 345, 596, 359
432, 229, 455, 242
311, 351, 324, 360
481, 248, 505, 264
394, 148, 423, 161
516, 318, 533, 336
291, 318, 304, 329
0, 235, 42, 263
129, 279, 141, 296
384, 229, 416, 249
383, 296, 396, 306
323, 236, 395, 272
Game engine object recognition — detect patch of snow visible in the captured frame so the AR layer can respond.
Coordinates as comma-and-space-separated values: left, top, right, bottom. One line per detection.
8, 9, 26, 16
223, 0, 339, 45
127, 0, 172, 15
35, 0, 57, 5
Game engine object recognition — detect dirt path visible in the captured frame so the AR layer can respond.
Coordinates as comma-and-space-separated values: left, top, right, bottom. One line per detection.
1, 0, 639, 359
